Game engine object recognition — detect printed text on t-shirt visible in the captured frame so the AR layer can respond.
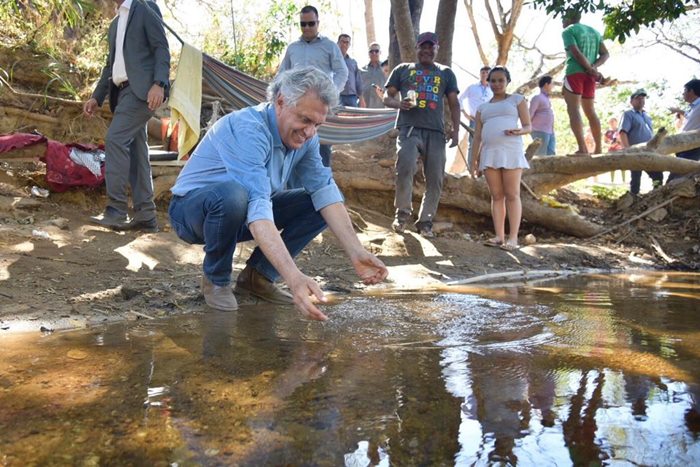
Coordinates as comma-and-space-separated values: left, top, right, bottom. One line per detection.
410, 68, 441, 110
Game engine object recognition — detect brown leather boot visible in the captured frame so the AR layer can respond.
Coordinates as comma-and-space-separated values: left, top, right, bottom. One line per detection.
201, 276, 238, 311
234, 264, 293, 305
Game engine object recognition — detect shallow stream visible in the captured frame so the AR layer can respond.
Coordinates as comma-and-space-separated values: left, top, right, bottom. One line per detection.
1, 272, 699, 465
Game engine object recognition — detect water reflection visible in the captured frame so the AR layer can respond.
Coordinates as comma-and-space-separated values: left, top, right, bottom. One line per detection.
0, 273, 699, 465
437, 273, 700, 466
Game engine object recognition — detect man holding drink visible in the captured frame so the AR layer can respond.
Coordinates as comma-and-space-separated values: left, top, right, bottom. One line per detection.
383, 32, 460, 238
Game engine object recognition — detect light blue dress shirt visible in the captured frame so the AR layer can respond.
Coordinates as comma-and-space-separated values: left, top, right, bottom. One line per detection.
619, 109, 653, 145
171, 103, 344, 225
682, 97, 700, 132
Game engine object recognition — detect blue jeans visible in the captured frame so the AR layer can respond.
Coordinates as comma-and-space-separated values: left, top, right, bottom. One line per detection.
169, 182, 327, 286
531, 130, 556, 155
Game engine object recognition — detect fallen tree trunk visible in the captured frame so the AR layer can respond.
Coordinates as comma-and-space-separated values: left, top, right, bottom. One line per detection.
644, 129, 700, 156
526, 152, 700, 194
525, 129, 700, 194
333, 129, 700, 238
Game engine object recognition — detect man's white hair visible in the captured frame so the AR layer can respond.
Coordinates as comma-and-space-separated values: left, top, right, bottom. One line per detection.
267, 67, 338, 110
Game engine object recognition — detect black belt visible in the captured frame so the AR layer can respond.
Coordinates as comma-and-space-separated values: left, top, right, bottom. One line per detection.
116, 80, 129, 90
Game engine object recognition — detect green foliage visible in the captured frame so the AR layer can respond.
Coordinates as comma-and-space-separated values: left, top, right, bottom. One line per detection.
531, 0, 699, 43
590, 184, 627, 201
197, 0, 300, 80
196, 0, 335, 80
0, 0, 95, 39
43, 62, 81, 100
225, 0, 299, 79
0, 0, 110, 99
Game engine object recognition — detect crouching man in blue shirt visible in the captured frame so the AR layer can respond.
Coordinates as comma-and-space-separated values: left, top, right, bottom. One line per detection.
169, 67, 388, 320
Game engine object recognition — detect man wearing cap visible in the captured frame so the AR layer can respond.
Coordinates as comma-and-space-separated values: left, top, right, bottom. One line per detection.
361, 42, 386, 109
383, 32, 460, 238
337, 34, 365, 107
277, 5, 348, 167
618, 89, 663, 194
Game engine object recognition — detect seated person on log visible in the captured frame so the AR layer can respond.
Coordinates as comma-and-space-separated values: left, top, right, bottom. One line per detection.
168, 67, 388, 320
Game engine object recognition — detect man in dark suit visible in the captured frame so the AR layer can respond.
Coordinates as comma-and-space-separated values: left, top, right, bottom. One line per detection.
83, 0, 170, 231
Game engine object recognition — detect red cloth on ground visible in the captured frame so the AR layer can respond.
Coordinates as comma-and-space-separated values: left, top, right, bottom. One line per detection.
41, 141, 105, 192
0, 133, 46, 153
1, 132, 105, 192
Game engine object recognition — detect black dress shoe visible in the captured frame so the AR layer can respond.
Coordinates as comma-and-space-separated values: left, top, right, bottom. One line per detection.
115, 217, 159, 233
89, 208, 128, 229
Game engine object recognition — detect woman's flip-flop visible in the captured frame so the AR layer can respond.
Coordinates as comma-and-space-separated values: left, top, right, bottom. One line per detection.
500, 242, 520, 252
483, 238, 503, 247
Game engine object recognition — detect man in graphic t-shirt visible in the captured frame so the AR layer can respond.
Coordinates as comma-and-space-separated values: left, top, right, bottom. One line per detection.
383, 32, 460, 238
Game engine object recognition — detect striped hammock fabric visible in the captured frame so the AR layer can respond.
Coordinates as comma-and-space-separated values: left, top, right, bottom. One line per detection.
201, 54, 398, 145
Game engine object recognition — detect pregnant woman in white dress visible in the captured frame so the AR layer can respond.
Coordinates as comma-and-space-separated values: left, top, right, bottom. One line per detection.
470, 66, 531, 251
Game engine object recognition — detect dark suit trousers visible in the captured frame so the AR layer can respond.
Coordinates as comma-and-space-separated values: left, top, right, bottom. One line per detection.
105, 86, 155, 220
668, 147, 700, 182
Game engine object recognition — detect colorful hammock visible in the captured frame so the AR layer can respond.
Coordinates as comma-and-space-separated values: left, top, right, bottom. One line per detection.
150, 0, 398, 156
201, 54, 398, 145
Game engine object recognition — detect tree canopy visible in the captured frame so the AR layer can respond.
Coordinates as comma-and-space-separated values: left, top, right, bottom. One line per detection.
532, 0, 699, 43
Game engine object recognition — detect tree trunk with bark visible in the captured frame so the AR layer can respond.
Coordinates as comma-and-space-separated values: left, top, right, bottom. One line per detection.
388, 0, 424, 67
514, 61, 566, 95
485, 0, 524, 66
435, 0, 458, 65
364, 0, 376, 46
463, 0, 490, 66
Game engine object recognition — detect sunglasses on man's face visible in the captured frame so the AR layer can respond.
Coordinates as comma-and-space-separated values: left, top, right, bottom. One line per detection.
300, 21, 317, 28
369, 50, 380, 54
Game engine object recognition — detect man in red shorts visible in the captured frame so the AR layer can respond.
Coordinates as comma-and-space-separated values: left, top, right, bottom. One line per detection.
562, 10, 609, 155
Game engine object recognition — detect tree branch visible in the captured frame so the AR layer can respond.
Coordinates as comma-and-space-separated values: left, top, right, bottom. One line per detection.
463, 0, 490, 65
484, 0, 502, 43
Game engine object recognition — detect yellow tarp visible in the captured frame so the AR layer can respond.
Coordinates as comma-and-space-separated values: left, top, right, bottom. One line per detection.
168, 43, 202, 159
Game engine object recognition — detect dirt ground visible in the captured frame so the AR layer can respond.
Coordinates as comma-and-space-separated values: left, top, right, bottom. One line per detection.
4, 155, 694, 336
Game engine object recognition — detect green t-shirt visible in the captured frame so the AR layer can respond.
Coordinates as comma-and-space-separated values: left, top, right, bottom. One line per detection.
386, 62, 459, 132
562, 23, 602, 76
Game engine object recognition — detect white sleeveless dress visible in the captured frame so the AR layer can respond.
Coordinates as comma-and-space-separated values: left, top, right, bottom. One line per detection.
478, 94, 529, 170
